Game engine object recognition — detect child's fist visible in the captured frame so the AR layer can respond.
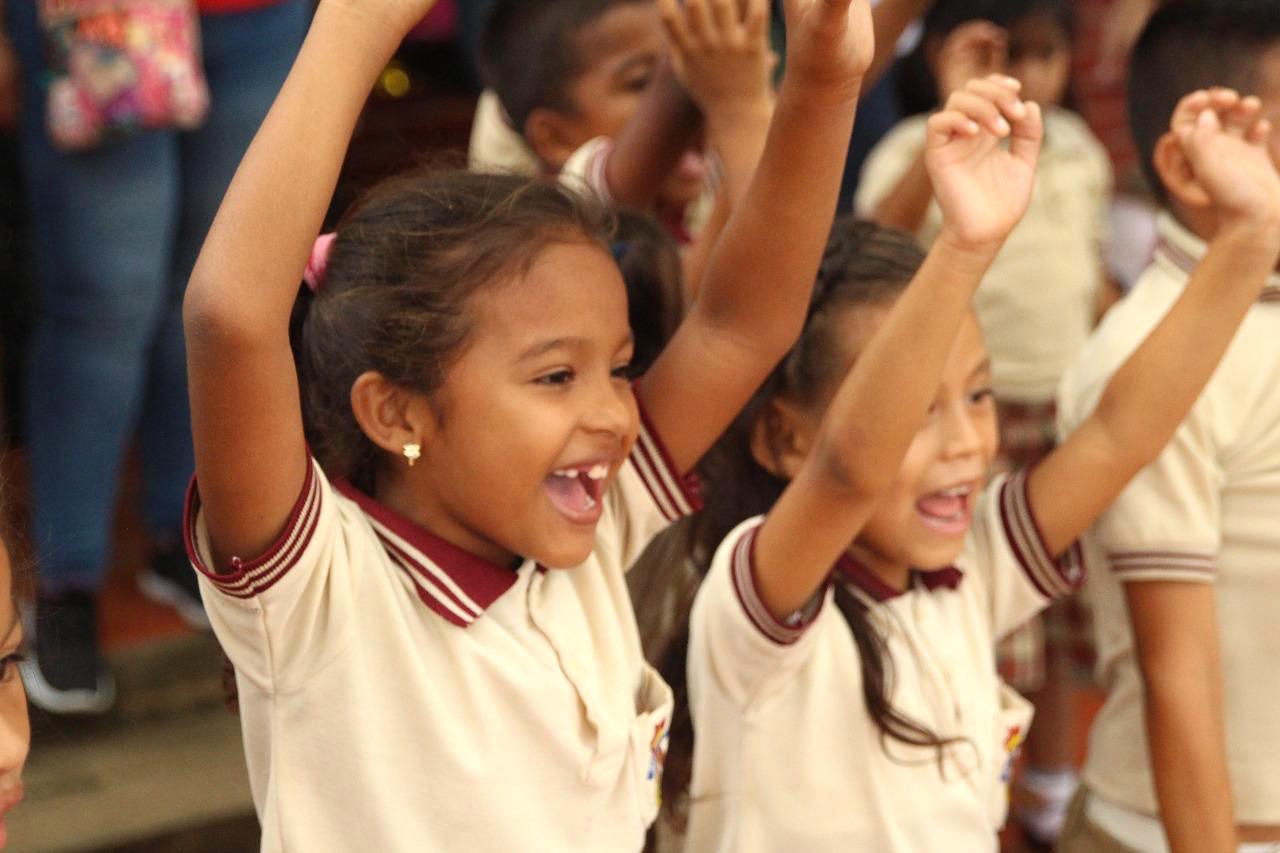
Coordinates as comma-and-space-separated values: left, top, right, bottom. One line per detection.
935, 21, 1008, 102
925, 74, 1043, 251
1171, 88, 1280, 232
659, 0, 774, 115
781, 0, 874, 101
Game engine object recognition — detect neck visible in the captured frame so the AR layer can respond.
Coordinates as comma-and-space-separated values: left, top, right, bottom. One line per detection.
845, 541, 911, 593
375, 472, 517, 568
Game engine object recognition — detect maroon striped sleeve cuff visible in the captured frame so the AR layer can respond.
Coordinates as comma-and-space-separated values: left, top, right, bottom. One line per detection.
729, 523, 824, 646
631, 395, 703, 523
183, 456, 323, 599
998, 470, 1087, 600
1108, 551, 1215, 583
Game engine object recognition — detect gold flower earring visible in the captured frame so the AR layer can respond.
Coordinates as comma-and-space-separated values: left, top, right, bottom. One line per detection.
402, 442, 421, 467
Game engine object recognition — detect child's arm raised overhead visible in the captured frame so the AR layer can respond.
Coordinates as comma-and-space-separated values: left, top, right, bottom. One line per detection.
638, 0, 873, 475
182, 1, 437, 568
757, 77, 1042, 618
1027, 89, 1280, 557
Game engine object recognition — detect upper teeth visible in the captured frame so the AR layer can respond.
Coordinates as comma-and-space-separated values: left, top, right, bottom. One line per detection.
941, 485, 971, 497
553, 464, 610, 480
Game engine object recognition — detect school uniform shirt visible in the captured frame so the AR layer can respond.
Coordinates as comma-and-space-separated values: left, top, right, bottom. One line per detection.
684, 470, 1086, 852
856, 107, 1112, 405
1057, 212, 1280, 824
467, 89, 541, 177
559, 136, 718, 246
183, 406, 699, 852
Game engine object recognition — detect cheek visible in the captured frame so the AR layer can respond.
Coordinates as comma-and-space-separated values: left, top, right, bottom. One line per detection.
0, 680, 29, 774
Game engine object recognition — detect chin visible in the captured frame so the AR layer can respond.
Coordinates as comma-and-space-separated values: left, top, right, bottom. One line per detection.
529, 534, 597, 570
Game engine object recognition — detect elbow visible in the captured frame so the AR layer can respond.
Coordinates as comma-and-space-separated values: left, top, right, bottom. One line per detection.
182, 278, 275, 354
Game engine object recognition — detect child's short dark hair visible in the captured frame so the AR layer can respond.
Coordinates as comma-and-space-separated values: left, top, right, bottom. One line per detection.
1130, 0, 1280, 202
478, 0, 647, 135
292, 170, 613, 494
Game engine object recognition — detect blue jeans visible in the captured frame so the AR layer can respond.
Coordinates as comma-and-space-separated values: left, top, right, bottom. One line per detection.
7, 0, 310, 593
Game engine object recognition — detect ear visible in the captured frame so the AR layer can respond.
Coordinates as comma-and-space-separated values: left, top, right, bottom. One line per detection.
525, 107, 587, 172
349, 371, 438, 461
748, 397, 818, 481
1153, 130, 1213, 211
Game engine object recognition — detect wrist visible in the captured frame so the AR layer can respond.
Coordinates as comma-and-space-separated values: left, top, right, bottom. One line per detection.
313, 1, 415, 63
704, 94, 774, 131
935, 226, 1004, 268
1211, 214, 1280, 263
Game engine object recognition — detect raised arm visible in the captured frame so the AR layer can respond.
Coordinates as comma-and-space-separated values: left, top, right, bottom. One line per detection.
183, 1, 436, 569
865, 0, 933, 85
659, 0, 776, 295
1029, 89, 1280, 557
756, 77, 1042, 618
638, 0, 873, 474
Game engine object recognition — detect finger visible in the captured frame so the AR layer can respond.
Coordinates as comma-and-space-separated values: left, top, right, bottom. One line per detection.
1222, 95, 1262, 138
685, 0, 712, 43
950, 88, 1011, 136
1247, 117, 1274, 147
658, 0, 694, 54
1170, 90, 1213, 132
745, 0, 769, 41
709, 0, 737, 36
966, 76, 1028, 121
1009, 99, 1044, 166
927, 110, 982, 147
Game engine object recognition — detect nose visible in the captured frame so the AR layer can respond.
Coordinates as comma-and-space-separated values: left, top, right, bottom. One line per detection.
939, 398, 983, 461
583, 375, 636, 439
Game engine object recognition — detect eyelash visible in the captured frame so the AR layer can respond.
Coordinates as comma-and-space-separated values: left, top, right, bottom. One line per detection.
536, 362, 632, 386
0, 654, 25, 684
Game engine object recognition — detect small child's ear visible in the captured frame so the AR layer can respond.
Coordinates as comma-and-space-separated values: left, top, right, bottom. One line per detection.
1153, 130, 1214, 211
349, 371, 437, 460
525, 108, 585, 172
748, 398, 816, 481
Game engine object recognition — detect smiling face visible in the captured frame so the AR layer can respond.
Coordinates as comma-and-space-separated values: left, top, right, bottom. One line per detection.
848, 312, 999, 583
560, 3, 708, 207
0, 542, 28, 848
408, 240, 638, 569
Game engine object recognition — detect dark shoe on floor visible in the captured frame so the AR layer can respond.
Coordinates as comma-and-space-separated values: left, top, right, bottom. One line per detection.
138, 544, 210, 630
20, 591, 116, 715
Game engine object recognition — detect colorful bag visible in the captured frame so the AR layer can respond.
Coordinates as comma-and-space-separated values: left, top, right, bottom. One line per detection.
38, 0, 210, 151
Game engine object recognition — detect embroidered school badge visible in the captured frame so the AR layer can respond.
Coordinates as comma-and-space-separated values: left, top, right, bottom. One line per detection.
1000, 725, 1025, 783
648, 719, 670, 805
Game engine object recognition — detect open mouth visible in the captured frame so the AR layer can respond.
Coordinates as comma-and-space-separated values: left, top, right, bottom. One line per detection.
915, 482, 975, 536
544, 463, 610, 525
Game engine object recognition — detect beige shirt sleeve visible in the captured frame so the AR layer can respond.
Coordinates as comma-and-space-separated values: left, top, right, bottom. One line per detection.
468, 89, 540, 176
688, 518, 830, 707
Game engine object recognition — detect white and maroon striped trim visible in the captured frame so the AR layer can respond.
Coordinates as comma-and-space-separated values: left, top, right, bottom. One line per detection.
1157, 236, 1280, 303
998, 471, 1086, 600
367, 518, 489, 628
631, 401, 702, 523
183, 456, 322, 599
728, 523, 821, 646
583, 140, 616, 206
1109, 551, 1215, 583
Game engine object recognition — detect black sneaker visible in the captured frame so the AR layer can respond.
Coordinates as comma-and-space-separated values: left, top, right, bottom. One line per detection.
20, 591, 116, 715
137, 544, 210, 630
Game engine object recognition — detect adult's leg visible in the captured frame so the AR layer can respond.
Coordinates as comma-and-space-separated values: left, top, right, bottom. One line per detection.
8, 0, 179, 710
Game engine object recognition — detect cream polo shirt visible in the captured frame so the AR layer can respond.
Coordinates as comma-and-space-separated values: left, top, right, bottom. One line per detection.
184, 407, 699, 852
467, 88, 541, 176
856, 107, 1113, 404
684, 471, 1086, 852
1057, 213, 1280, 823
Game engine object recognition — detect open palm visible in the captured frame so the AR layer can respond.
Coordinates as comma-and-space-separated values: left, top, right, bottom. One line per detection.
1173, 89, 1280, 227
925, 76, 1043, 250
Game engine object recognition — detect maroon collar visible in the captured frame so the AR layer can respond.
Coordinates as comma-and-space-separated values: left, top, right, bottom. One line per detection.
834, 554, 964, 603
334, 481, 522, 628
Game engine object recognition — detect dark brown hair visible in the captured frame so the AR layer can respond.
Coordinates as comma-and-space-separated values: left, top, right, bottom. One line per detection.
657, 219, 959, 829
612, 210, 686, 377
290, 169, 613, 494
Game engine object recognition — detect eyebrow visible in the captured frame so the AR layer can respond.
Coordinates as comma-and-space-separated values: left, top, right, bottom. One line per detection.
613, 54, 656, 77
968, 358, 993, 380
518, 333, 634, 363
0, 613, 20, 647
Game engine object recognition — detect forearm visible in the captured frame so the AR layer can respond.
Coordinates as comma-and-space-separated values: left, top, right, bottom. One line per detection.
1144, 666, 1235, 852
1092, 222, 1279, 466
604, 60, 701, 209
692, 72, 860, 352
185, 3, 397, 336
870, 148, 933, 233
706, 98, 774, 212
815, 233, 992, 493
866, 0, 930, 85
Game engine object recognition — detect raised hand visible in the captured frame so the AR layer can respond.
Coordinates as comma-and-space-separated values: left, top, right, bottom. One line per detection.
1173, 88, 1280, 235
936, 20, 1007, 102
925, 74, 1042, 252
781, 0, 874, 100
659, 0, 774, 116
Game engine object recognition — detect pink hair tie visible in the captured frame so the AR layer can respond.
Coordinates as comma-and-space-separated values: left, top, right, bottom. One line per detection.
304, 232, 337, 293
